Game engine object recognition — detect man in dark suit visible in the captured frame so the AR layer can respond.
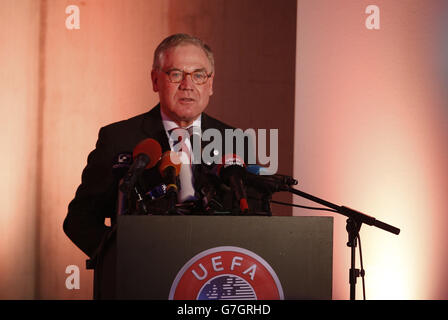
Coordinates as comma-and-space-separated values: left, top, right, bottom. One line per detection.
63, 34, 269, 298
63, 33, 235, 256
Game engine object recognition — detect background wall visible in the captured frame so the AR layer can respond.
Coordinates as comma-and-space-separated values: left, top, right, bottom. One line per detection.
0, 0, 295, 299
1, 0, 447, 300
295, 0, 448, 299
0, 0, 40, 299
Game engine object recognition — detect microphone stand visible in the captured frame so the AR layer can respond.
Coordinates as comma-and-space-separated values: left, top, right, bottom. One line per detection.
287, 186, 400, 300
163, 166, 179, 215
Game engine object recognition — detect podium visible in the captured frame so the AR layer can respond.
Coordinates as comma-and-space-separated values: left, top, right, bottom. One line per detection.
94, 215, 333, 300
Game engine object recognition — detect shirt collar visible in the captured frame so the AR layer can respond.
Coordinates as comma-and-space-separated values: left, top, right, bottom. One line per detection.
160, 108, 202, 137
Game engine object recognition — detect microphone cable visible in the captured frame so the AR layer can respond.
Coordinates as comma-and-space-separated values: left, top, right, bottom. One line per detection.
358, 233, 366, 300
270, 199, 339, 213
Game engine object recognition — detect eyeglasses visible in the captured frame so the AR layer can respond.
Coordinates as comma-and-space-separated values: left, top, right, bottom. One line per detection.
163, 69, 212, 85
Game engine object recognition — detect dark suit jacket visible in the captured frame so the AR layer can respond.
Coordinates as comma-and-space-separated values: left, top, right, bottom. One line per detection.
63, 104, 234, 258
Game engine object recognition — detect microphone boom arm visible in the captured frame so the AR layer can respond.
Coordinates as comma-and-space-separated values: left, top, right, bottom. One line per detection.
287, 187, 400, 235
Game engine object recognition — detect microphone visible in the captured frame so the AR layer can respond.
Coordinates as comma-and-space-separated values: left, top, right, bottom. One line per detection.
193, 164, 225, 212
158, 151, 182, 213
112, 152, 133, 179
145, 183, 168, 200
246, 164, 298, 192
119, 138, 162, 194
112, 152, 133, 169
217, 154, 249, 213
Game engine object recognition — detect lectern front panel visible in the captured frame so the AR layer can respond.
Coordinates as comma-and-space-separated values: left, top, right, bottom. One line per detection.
116, 216, 333, 300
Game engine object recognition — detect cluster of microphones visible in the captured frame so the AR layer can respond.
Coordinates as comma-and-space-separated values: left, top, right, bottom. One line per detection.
115, 138, 298, 215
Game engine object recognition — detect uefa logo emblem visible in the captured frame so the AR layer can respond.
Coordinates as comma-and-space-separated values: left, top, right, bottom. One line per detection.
169, 246, 284, 300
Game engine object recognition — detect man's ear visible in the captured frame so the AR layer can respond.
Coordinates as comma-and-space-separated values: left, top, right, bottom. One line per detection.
151, 70, 159, 92
208, 73, 214, 96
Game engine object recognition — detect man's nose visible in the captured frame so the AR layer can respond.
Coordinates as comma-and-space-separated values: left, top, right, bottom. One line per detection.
179, 73, 194, 90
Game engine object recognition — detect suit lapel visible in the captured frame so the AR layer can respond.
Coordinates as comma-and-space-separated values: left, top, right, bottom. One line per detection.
141, 104, 171, 153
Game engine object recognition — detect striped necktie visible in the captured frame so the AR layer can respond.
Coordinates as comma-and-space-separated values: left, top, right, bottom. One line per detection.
168, 127, 197, 202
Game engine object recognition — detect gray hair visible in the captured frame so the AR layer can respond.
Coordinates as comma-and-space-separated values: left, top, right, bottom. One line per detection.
152, 33, 215, 72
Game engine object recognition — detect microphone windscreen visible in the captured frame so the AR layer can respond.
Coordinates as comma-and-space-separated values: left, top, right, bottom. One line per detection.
222, 154, 245, 167
132, 138, 162, 169
246, 164, 262, 175
158, 151, 182, 176
217, 154, 245, 177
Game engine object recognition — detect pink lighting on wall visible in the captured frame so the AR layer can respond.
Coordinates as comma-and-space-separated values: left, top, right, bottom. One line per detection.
295, 0, 448, 299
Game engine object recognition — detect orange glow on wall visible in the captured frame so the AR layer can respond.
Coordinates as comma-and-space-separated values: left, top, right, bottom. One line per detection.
0, 0, 40, 299
1, 0, 296, 300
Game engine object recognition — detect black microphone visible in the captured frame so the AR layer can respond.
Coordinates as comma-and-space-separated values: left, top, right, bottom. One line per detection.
193, 164, 225, 212
120, 138, 162, 194
246, 164, 298, 193
112, 152, 133, 168
158, 151, 181, 214
217, 154, 249, 213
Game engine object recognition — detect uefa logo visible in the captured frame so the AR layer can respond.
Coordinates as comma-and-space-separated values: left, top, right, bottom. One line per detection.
169, 246, 284, 300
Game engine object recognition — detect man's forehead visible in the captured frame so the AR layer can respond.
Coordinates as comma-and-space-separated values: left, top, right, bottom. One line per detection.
160, 44, 211, 70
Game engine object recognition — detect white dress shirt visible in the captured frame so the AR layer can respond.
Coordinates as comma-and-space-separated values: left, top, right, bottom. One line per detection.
160, 109, 201, 202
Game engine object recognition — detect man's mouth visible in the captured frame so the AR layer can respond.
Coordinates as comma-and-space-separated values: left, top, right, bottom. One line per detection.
179, 97, 195, 103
